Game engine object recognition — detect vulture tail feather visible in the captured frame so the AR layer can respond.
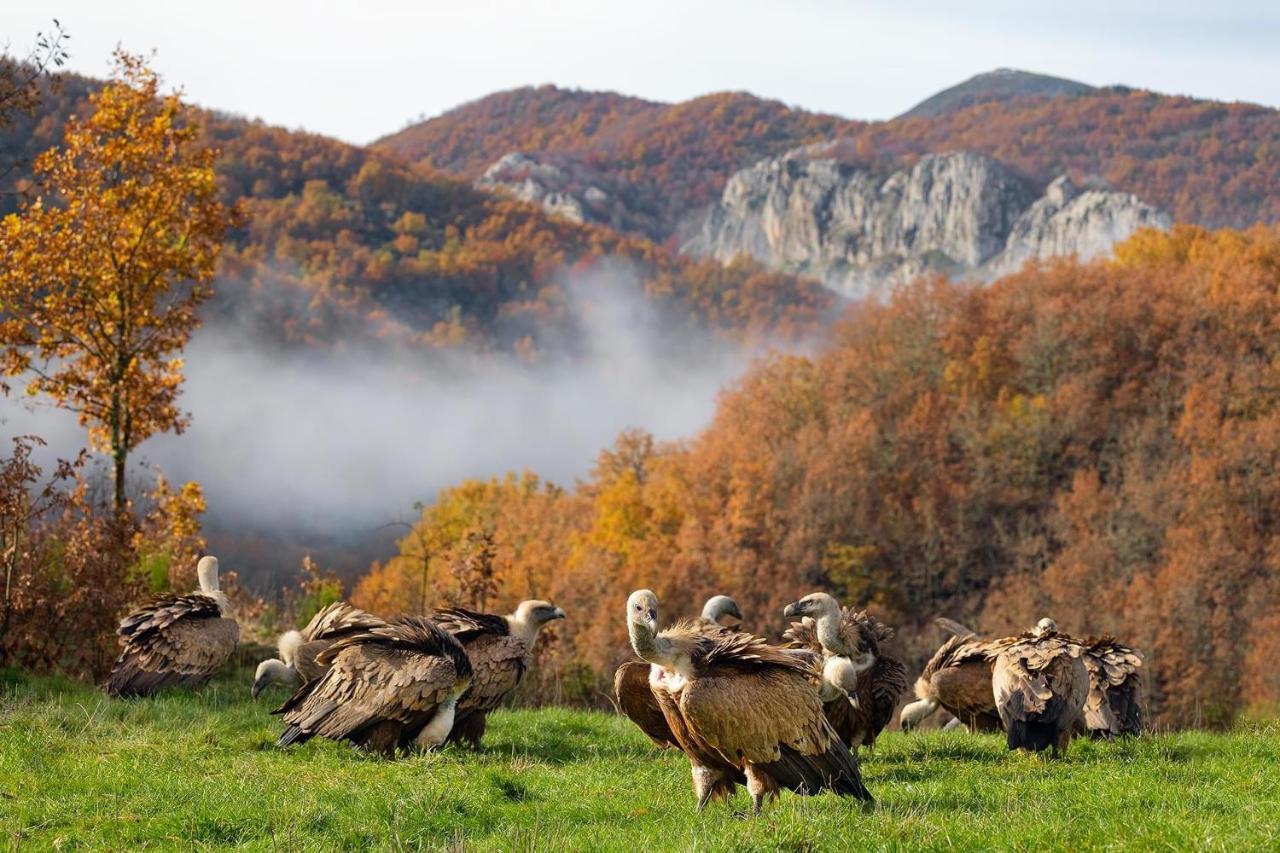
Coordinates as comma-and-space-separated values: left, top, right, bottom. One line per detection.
1006, 720, 1057, 753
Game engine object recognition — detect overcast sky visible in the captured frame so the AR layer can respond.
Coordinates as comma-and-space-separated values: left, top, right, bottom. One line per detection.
6, 1, 1279, 145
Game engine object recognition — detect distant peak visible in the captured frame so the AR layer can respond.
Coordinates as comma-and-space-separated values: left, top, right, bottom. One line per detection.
897, 69, 1095, 120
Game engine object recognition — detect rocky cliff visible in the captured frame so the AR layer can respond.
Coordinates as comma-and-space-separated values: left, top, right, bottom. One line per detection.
477, 152, 657, 236
684, 150, 1170, 298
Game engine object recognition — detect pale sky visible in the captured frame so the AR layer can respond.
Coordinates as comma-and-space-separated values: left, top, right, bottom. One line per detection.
6, 1, 1279, 145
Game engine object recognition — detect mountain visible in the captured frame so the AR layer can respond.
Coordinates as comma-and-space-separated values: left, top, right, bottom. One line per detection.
897, 68, 1095, 119
376, 87, 862, 240
1, 74, 832, 358
686, 149, 1169, 297
382, 76, 1280, 244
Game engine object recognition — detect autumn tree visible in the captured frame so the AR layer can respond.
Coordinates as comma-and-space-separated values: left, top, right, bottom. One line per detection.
0, 51, 237, 513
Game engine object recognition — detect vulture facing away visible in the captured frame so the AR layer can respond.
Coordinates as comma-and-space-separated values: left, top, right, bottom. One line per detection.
274, 616, 472, 756
614, 594, 744, 749
903, 617, 1146, 738
621, 589, 872, 813
899, 627, 1011, 733
253, 602, 386, 698
1079, 636, 1145, 738
432, 600, 565, 747
782, 593, 908, 750
992, 619, 1089, 755
104, 556, 239, 698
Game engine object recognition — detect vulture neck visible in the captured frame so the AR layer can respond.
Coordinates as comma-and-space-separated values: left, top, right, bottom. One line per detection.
814, 610, 847, 656
505, 613, 541, 647
629, 622, 694, 674
196, 561, 232, 616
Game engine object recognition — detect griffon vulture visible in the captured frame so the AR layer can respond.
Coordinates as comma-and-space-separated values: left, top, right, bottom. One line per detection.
431, 600, 565, 747
782, 593, 907, 749
252, 602, 386, 698
274, 616, 472, 756
899, 628, 1011, 733
992, 620, 1089, 755
615, 594, 745, 749
1079, 636, 1145, 738
908, 617, 1145, 738
697, 595, 744, 630
104, 556, 239, 698
621, 589, 872, 813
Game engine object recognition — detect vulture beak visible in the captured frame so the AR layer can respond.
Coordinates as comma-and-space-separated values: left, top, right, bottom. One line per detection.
551, 607, 566, 620
251, 675, 269, 700
727, 603, 743, 622
782, 602, 802, 618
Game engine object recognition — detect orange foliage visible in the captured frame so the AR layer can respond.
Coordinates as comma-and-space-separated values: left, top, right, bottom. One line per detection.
353, 225, 1280, 726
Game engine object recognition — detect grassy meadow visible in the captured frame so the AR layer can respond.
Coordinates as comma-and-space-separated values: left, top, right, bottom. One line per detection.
2, 668, 1279, 851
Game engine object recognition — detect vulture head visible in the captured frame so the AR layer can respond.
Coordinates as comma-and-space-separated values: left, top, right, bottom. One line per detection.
196, 555, 220, 593
196, 555, 232, 615
508, 600, 566, 644
627, 589, 660, 635
701, 595, 743, 628
252, 658, 297, 698
1033, 617, 1058, 637
782, 591, 841, 622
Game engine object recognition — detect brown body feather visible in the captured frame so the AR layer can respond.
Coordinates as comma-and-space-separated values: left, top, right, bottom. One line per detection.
636, 623, 872, 811
274, 617, 472, 756
614, 614, 738, 750
992, 634, 1089, 755
104, 594, 238, 698
784, 610, 908, 748
432, 606, 528, 747
1079, 636, 1145, 737
293, 602, 387, 683
614, 661, 678, 747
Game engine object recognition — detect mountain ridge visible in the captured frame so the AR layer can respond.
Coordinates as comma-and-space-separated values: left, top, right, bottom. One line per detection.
896, 68, 1096, 120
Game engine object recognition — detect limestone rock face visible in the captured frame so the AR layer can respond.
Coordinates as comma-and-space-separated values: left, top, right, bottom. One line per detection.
684, 150, 1169, 298
476, 152, 658, 236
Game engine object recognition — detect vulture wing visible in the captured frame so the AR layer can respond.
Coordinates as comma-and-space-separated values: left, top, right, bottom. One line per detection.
993, 638, 1088, 753
274, 618, 470, 756
433, 607, 511, 642
614, 661, 677, 748
104, 594, 238, 698
456, 633, 527, 714
855, 654, 908, 747
682, 632, 872, 801
782, 617, 821, 655
935, 617, 978, 639
302, 602, 386, 642
1081, 637, 1145, 736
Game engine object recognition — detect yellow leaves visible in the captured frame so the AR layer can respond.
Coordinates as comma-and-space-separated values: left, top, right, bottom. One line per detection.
0, 51, 234, 510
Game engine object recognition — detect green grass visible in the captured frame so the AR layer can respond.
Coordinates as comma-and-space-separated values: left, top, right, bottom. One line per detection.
2, 669, 1278, 851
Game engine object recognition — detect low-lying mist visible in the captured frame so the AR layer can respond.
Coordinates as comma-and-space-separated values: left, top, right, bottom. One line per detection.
2, 270, 805, 590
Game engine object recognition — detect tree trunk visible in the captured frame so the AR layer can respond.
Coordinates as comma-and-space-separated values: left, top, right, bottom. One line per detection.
113, 447, 128, 516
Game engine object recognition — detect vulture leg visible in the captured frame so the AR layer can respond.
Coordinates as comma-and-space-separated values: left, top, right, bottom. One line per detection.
693, 766, 725, 812
447, 710, 487, 748
743, 765, 779, 816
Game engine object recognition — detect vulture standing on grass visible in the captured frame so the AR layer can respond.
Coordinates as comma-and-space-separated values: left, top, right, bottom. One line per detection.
904, 617, 1146, 738
992, 619, 1089, 755
252, 602, 386, 698
1078, 636, 1145, 738
900, 620, 1017, 732
273, 616, 472, 756
782, 593, 908, 750
104, 556, 239, 698
621, 589, 872, 813
431, 600, 566, 747
614, 594, 744, 749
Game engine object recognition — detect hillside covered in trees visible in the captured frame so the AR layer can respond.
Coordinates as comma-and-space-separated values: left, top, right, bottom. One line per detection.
0, 74, 832, 356
379, 81, 1280, 238
353, 225, 1280, 729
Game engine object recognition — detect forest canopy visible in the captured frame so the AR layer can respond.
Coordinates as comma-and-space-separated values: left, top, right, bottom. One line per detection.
353, 225, 1280, 729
